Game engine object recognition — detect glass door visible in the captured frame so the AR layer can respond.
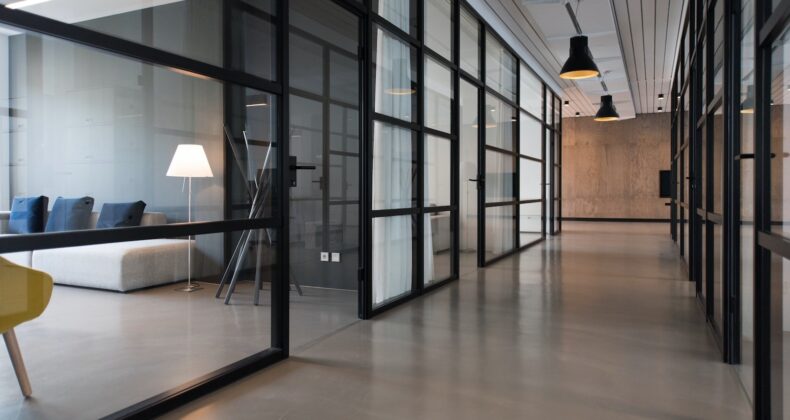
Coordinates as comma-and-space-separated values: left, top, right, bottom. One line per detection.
460, 77, 480, 272
288, 0, 362, 345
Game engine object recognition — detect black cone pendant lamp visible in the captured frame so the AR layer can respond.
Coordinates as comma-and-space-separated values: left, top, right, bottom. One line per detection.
560, 35, 600, 80
594, 95, 619, 122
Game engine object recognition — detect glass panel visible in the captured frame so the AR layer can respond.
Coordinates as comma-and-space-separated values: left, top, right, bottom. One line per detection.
485, 150, 515, 202
682, 208, 689, 263
713, 0, 724, 94
373, 26, 418, 122
771, 26, 790, 238
424, 57, 453, 133
520, 159, 541, 200
1, 29, 278, 224
713, 107, 723, 213
459, 7, 480, 78
519, 112, 542, 158
553, 96, 561, 130
485, 204, 514, 260
485, 93, 516, 151
0, 0, 277, 80
485, 31, 516, 101
372, 215, 415, 306
519, 202, 541, 245
701, 125, 707, 210
424, 0, 453, 60
737, 0, 755, 401
712, 223, 723, 334
288, 0, 360, 350
460, 79, 478, 255
769, 253, 790, 419
425, 135, 451, 207
372, 122, 416, 210
424, 211, 452, 285
372, 0, 417, 36
520, 64, 542, 117
0, 227, 275, 416
701, 39, 707, 107
700, 223, 706, 301
544, 127, 552, 235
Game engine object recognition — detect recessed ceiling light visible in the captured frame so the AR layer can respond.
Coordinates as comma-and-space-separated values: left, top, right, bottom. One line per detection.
563, 100, 570, 107
658, 94, 665, 101
658, 107, 663, 111
575, 112, 580, 116
5, 0, 50, 9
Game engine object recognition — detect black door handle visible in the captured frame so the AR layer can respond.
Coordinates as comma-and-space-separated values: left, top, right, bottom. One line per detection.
289, 156, 317, 187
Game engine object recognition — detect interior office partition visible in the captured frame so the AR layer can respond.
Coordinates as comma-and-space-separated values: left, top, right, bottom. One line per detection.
0, 0, 289, 418
670, 0, 790, 416
0, 0, 560, 416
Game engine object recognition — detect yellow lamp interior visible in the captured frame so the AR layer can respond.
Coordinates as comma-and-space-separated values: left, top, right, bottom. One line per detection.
384, 88, 416, 95
594, 116, 619, 122
560, 69, 600, 80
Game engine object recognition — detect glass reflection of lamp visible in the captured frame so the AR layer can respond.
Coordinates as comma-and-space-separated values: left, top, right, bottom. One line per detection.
167, 144, 214, 292
472, 107, 498, 128
741, 85, 754, 114
384, 58, 416, 95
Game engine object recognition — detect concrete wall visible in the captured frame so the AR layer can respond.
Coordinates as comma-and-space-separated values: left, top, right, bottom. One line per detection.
561, 112, 671, 219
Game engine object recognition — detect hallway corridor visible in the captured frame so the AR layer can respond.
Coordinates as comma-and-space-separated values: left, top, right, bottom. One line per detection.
164, 223, 751, 419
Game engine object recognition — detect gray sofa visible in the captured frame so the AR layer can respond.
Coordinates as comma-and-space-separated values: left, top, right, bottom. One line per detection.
0, 212, 191, 292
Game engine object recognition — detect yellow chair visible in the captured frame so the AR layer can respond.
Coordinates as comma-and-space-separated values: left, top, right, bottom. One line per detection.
0, 256, 53, 398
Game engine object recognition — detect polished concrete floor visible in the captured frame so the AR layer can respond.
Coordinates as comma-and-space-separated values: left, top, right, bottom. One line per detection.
0, 281, 357, 419
160, 222, 752, 419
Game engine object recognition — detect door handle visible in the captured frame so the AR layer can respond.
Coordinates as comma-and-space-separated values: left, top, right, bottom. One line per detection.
288, 156, 317, 188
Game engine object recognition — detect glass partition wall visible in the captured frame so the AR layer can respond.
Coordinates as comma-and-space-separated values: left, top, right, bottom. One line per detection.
669, 0, 790, 416
0, 1, 286, 418
0, 0, 562, 416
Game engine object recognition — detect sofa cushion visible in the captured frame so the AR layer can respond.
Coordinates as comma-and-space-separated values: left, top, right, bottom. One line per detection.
32, 239, 191, 292
96, 201, 147, 229
45, 197, 95, 232
8, 196, 48, 234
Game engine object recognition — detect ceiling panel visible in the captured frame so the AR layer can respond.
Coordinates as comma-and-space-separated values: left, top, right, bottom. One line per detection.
485, 0, 686, 118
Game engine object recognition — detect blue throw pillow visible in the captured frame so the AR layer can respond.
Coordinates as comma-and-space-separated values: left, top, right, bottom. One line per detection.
45, 197, 95, 232
96, 201, 146, 229
8, 196, 48, 234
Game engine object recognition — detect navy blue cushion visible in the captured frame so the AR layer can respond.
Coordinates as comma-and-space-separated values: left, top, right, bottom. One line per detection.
8, 196, 48, 234
96, 201, 146, 229
45, 197, 94, 232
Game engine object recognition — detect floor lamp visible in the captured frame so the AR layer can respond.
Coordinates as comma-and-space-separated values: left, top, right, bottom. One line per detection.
167, 144, 214, 292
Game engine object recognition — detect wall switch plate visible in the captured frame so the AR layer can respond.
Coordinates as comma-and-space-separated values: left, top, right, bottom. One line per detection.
331, 252, 341, 263
320, 252, 329, 262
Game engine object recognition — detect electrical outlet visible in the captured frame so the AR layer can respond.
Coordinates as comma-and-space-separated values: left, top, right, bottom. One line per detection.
320, 252, 329, 262
331, 252, 341, 263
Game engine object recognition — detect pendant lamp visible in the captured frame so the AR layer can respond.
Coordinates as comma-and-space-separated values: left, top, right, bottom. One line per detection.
560, 36, 599, 80
594, 95, 619, 122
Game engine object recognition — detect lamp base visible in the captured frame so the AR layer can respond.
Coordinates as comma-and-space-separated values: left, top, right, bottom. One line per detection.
176, 282, 202, 292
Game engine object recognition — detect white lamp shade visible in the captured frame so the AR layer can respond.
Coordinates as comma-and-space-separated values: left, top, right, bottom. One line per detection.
166, 144, 214, 178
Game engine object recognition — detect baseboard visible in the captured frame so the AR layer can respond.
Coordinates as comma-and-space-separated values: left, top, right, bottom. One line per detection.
560, 217, 670, 223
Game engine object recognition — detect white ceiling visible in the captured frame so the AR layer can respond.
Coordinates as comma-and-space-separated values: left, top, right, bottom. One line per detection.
484, 0, 686, 119
0, 0, 183, 23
